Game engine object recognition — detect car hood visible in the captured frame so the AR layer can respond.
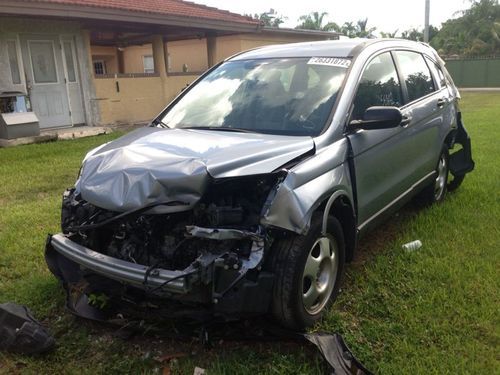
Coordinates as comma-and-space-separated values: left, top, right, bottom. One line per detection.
76, 127, 315, 213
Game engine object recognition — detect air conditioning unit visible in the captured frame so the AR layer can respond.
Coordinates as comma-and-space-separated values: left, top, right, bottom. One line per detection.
0, 92, 40, 139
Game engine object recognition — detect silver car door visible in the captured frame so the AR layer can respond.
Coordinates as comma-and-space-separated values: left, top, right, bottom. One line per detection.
392, 51, 444, 184
347, 51, 412, 228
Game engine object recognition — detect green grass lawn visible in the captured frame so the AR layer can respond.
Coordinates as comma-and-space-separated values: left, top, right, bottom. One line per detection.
0, 92, 498, 374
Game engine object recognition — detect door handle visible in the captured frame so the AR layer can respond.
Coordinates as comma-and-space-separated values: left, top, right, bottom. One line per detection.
437, 98, 446, 108
400, 115, 412, 127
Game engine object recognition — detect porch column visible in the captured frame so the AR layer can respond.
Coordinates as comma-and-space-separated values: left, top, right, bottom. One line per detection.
82, 30, 94, 79
152, 34, 169, 103
207, 35, 217, 68
117, 48, 125, 74
152, 35, 167, 78
78, 29, 100, 126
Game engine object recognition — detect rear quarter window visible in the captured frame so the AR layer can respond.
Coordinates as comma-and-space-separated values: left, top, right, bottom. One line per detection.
425, 56, 447, 89
395, 51, 435, 102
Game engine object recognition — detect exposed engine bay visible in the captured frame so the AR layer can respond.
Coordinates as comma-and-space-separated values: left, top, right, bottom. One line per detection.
48, 173, 284, 317
62, 173, 280, 268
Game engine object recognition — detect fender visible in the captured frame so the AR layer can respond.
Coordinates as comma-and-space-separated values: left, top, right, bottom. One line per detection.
261, 139, 354, 234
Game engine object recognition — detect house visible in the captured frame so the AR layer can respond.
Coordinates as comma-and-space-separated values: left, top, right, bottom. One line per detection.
0, 0, 339, 131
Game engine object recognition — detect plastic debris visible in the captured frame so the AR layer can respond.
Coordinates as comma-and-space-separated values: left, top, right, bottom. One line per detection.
402, 240, 423, 252
0, 303, 55, 354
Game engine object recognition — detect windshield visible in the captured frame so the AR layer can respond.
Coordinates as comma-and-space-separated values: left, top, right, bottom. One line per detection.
160, 57, 350, 136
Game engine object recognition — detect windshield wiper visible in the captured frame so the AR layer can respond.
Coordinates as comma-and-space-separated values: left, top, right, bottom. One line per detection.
183, 126, 259, 133
152, 118, 169, 128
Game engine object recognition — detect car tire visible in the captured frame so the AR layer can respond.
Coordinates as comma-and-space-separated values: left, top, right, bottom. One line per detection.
268, 214, 345, 331
416, 146, 449, 205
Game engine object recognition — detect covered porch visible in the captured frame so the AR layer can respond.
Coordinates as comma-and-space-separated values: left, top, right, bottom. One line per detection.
0, 0, 260, 130
1, 0, 338, 132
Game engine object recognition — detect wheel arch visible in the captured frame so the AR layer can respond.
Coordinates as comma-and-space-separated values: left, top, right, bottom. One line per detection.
318, 191, 357, 262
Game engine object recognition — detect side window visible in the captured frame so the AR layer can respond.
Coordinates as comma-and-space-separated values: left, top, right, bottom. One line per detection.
143, 55, 154, 74
395, 51, 435, 102
352, 52, 402, 120
425, 56, 446, 89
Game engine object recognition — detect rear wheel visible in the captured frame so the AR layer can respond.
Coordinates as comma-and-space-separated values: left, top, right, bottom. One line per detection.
269, 215, 345, 330
416, 146, 449, 205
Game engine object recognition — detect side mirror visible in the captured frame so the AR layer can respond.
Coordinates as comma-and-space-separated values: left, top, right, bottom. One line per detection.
349, 106, 403, 131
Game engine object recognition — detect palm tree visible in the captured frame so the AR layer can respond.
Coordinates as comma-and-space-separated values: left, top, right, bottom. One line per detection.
340, 22, 357, 38
356, 18, 377, 37
380, 30, 399, 38
296, 12, 339, 31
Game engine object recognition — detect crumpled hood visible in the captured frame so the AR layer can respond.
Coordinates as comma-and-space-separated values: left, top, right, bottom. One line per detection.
76, 127, 314, 213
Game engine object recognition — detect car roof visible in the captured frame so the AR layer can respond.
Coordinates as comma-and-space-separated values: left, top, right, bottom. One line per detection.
229, 38, 436, 61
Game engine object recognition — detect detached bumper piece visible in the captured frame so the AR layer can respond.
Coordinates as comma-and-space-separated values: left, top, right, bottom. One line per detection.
449, 113, 475, 177
304, 332, 373, 375
0, 303, 55, 355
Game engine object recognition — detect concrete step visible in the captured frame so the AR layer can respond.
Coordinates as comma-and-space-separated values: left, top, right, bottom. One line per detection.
0, 126, 113, 148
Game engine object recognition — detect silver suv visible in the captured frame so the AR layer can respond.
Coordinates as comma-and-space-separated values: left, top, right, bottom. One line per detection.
46, 39, 474, 329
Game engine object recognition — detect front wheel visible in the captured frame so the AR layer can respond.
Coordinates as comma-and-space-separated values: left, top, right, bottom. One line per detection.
269, 215, 345, 330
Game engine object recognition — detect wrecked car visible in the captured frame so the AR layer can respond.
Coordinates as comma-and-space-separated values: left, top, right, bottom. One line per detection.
45, 39, 474, 330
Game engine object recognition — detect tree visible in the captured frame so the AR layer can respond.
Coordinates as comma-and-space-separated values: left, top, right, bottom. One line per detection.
400, 26, 438, 41
430, 0, 500, 56
339, 19, 377, 38
380, 30, 399, 38
340, 22, 357, 38
401, 28, 424, 41
296, 12, 340, 31
247, 11, 285, 27
356, 18, 377, 38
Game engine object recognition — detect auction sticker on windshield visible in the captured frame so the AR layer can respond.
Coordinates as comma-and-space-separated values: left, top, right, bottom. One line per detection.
307, 57, 351, 68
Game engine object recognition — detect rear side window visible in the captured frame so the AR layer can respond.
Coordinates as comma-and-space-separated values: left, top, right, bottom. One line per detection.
352, 52, 402, 120
395, 51, 435, 102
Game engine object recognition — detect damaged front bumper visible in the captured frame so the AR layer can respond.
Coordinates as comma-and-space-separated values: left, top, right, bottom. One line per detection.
47, 233, 191, 294
45, 227, 274, 319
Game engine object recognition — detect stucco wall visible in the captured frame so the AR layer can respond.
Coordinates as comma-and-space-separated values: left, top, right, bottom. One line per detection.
215, 36, 243, 63
123, 44, 153, 73
164, 74, 200, 102
167, 39, 209, 72
94, 76, 164, 124
93, 74, 199, 125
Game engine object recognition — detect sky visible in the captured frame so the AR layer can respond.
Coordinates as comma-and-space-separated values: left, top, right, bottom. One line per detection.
195, 0, 471, 35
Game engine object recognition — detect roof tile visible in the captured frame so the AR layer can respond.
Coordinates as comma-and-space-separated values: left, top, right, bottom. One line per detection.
20, 0, 259, 25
